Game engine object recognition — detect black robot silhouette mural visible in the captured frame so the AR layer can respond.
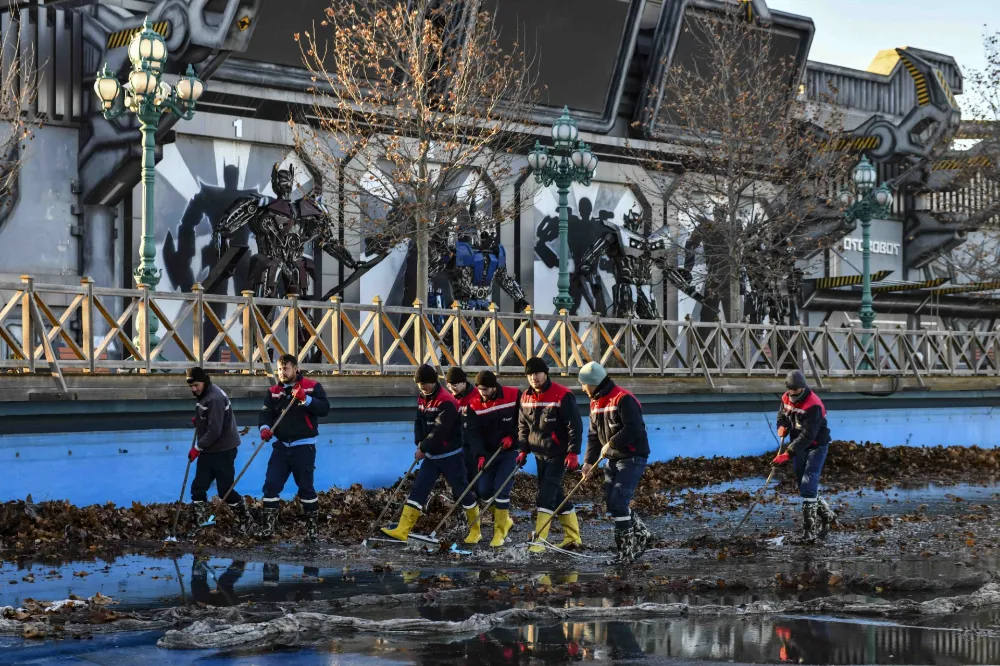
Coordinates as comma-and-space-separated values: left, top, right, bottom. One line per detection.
533, 183, 656, 316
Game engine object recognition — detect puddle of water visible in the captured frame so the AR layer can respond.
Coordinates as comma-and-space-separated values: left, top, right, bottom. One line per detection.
4, 614, 1000, 665
0, 554, 475, 610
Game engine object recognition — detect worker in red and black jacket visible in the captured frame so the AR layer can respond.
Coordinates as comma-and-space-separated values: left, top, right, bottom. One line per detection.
771, 369, 836, 542
381, 364, 480, 544
517, 356, 584, 552
257, 354, 330, 542
446, 366, 479, 486
579, 362, 653, 564
463, 370, 521, 547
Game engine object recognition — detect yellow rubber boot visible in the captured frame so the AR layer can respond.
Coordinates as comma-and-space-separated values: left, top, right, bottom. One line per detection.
528, 511, 552, 553
463, 506, 482, 544
490, 507, 514, 547
381, 504, 421, 542
557, 510, 583, 549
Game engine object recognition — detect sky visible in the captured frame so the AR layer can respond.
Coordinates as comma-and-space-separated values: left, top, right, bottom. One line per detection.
767, 0, 995, 78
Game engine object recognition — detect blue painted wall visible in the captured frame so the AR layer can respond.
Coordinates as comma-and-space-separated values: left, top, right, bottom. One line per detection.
3, 407, 998, 506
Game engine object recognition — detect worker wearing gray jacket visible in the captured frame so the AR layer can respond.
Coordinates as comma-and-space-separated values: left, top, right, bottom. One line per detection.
186, 367, 253, 536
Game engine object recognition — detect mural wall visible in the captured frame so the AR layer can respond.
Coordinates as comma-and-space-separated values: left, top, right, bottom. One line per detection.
531, 181, 654, 316
143, 137, 313, 356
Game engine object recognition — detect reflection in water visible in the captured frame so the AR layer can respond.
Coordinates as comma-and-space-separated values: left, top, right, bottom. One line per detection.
388, 615, 1000, 665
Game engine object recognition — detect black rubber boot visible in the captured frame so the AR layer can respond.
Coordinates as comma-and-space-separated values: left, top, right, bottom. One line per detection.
186, 502, 209, 538
257, 507, 279, 538
631, 514, 652, 559
232, 502, 256, 536
305, 513, 318, 543
817, 498, 837, 538
801, 501, 819, 543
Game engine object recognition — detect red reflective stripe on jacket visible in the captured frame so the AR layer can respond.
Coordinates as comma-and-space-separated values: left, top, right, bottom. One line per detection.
781, 391, 826, 418
590, 385, 640, 415
521, 381, 571, 408
469, 385, 519, 414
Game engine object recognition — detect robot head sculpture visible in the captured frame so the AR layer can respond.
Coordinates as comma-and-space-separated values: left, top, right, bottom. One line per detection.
623, 208, 645, 234
271, 163, 296, 201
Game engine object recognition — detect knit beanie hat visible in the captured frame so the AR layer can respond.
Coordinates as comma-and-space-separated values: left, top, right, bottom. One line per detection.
445, 367, 467, 384
414, 364, 439, 384
475, 370, 499, 388
524, 357, 548, 375
785, 369, 808, 391
578, 361, 608, 386
186, 366, 210, 385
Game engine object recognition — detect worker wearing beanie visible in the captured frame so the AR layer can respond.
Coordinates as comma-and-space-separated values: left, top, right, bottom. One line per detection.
579, 361, 653, 564
463, 370, 522, 546
517, 356, 584, 552
445, 366, 479, 487
771, 369, 836, 542
185, 366, 250, 536
382, 364, 480, 543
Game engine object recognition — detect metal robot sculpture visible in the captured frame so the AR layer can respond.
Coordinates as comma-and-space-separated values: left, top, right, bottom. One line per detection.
575, 208, 666, 319
210, 164, 384, 300
438, 226, 529, 313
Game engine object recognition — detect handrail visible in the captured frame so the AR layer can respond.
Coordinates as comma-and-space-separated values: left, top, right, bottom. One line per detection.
1, 276, 997, 385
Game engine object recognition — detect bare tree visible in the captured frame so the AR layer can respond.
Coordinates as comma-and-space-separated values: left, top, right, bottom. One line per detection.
0, 2, 38, 222
292, 0, 539, 303
931, 31, 1000, 284
631, 5, 853, 324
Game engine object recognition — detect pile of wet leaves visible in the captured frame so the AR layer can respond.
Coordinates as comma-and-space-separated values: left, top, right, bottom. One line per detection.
0, 592, 127, 639
4, 441, 1000, 559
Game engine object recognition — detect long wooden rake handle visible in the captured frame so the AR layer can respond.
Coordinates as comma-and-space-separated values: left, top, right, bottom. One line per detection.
169, 432, 197, 538
216, 398, 297, 508
528, 453, 606, 543
427, 445, 505, 538
369, 458, 419, 534
729, 437, 786, 539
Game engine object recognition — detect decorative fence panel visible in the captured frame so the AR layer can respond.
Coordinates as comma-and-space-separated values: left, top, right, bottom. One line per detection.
2, 277, 999, 386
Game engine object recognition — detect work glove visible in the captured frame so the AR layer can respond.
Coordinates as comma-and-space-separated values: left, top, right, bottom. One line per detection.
188, 445, 200, 463
777, 426, 788, 438
414, 448, 426, 461
478, 456, 486, 471
771, 451, 790, 466
292, 384, 307, 404
501, 436, 514, 450
260, 427, 273, 442
564, 453, 579, 472
516, 451, 528, 467
190, 417, 196, 429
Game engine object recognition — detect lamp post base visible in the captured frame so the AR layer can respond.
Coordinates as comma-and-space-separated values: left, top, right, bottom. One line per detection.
552, 295, 575, 313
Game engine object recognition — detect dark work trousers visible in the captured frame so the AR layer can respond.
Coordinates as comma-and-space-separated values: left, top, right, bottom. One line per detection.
463, 444, 479, 491
262, 443, 318, 513
535, 454, 573, 515
406, 452, 477, 511
477, 449, 518, 508
191, 449, 241, 505
793, 443, 828, 500
604, 456, 647, 526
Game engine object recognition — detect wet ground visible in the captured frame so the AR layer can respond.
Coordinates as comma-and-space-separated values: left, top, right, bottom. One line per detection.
6, 478, 1000, 664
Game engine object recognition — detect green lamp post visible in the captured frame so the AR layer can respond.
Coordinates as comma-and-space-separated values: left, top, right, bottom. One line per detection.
839, 155, 894, 331
527, 107, 599, 312
93, 18, 205, 350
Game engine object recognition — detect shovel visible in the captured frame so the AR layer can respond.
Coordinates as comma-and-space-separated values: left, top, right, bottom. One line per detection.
165, 433, 197, 542
729, 437, 786, 540
202, 399, 297, 527
361, 458, 420, 547
408, 446, 505, 547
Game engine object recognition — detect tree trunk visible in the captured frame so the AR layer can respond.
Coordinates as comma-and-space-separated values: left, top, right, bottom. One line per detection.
728, 273, 741, 324
416, 216, 429, 306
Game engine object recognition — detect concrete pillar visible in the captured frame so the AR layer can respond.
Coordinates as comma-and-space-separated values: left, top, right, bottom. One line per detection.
82, 204, 116, 351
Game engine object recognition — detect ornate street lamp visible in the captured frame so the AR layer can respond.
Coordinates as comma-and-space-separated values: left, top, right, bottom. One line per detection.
839, 155, 894, 331
528, 107, 599, 312
93, 18, 205, 349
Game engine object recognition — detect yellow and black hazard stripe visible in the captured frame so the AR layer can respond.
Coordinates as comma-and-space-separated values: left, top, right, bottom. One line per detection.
814, 270, 892, 290
934, 68, 959, 110
872, 277, 949, 294
932, 280, 1000, 296
932, 155, 993, 171
828, 135, 880, 152
106, 21, 170, 50
901, 56, 930, 106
